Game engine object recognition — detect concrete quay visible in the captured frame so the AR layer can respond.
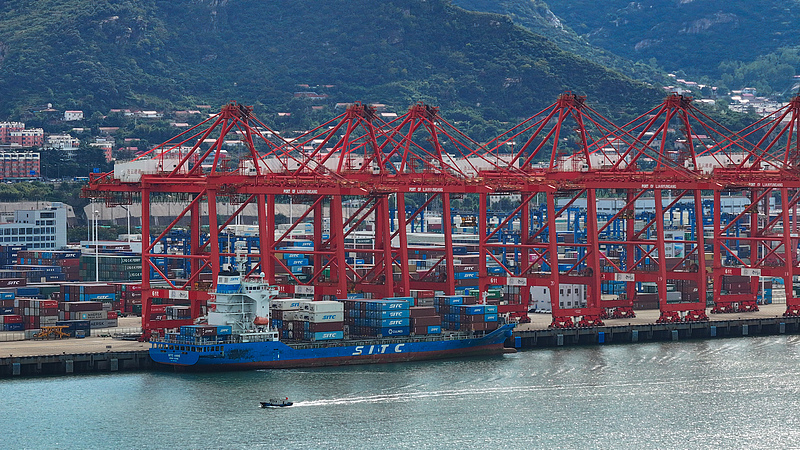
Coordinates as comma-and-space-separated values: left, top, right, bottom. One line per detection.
512, 303, 800, 348
0, 317, 154, 377
2, 304, 800, 376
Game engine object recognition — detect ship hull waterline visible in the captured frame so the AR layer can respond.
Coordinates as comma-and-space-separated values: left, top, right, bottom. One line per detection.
150, 325, 515, 371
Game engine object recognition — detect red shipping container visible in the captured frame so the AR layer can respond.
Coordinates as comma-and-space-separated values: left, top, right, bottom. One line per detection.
410, 307, 436, 317
308, 321, 344, 333
460, 314, 486, 324
411, 316, 440, 327
0, 278, 26, 288
461, 322, 489, 332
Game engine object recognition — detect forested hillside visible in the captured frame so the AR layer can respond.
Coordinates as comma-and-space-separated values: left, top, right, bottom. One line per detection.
0, 0, 663, 136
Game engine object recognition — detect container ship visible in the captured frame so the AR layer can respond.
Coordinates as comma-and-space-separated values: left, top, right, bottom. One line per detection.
149, 260, 514, 371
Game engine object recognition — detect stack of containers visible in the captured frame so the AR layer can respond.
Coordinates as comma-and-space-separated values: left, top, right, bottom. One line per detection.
59, 301, 119, 328
452, 304, 499, 332
16, 286, 42, 298
16, 250, 81, 281
270, 298, 303, 338
276, 240, 313, 283
0, 245, 26, 267
0, 268, 64, 283
17, 298, 59, 330
435, 295, 475, 331
111, 283, 142, 315
344, 298, 410, 338
177, 324, 233, 342
409, 306, 441, 335
0, 290, 22, 331
166, 305, 191, 320
79, 254, 142, 281
60, 283, 118, 307
410, 289, 435, 307
298, 300, 344, 341
148, 303, 174, 322
24, 284, 62, 300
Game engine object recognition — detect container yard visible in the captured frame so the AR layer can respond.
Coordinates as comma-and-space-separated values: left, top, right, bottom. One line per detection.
80, 95, 800, 342
7, 92, 800, 373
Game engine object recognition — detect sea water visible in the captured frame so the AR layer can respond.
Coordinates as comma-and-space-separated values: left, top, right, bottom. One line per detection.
4, 335, 800, 449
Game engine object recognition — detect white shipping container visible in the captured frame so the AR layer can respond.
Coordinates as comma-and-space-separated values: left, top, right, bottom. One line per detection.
303, 301, 344, 313
40, 315, 59, 326
270, 299, 304, 310
302, 311, 344, 323
282, 311, 304, 321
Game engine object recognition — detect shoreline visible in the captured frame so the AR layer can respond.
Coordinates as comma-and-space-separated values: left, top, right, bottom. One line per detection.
2, 303, 798, 376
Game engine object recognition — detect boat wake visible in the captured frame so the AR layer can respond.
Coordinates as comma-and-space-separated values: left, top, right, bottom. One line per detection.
291, 372, 778, 407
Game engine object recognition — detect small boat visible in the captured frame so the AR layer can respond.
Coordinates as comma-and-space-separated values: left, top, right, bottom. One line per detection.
260, 397, 293, 408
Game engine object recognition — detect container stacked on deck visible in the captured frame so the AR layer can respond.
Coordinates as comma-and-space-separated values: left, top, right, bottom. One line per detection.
448, 304, 499, 332
436, 295, 498, 331
177, 324, 232, 342
59, 301, 118, 328
344, 298, 411, 338
270, 298, 304, 339
79, 254, 142, 281
410, 289, 435, 307
409, 306, 441, 335
294, 300, 344, 341
0, 291, 22, 331
16, 250, 81, 281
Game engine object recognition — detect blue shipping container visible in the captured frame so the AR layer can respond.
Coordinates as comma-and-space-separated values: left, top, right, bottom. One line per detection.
367, 309, 410, 319
378, 326, 410, 337
458, 305, 485, 315
369, 318, 410, 328
484, 313, 498, 322
427, 325, 442, 334
311, 331, 343, 341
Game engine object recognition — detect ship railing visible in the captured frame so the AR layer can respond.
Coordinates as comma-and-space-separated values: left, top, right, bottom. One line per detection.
155, 334, 237, 345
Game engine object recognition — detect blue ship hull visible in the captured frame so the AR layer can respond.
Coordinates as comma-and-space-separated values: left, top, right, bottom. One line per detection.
150, 324, 515, 370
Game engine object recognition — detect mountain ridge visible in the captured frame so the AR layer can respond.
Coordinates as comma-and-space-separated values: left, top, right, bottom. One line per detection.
0, 0, 664, 136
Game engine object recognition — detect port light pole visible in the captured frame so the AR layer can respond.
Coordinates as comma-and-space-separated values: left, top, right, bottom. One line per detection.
94, 207, 100, 282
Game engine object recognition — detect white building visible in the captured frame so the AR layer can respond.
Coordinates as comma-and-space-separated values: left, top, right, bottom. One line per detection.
0, 204, 68, 249
64, 110, 84, 121
47, 134, 81, 159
